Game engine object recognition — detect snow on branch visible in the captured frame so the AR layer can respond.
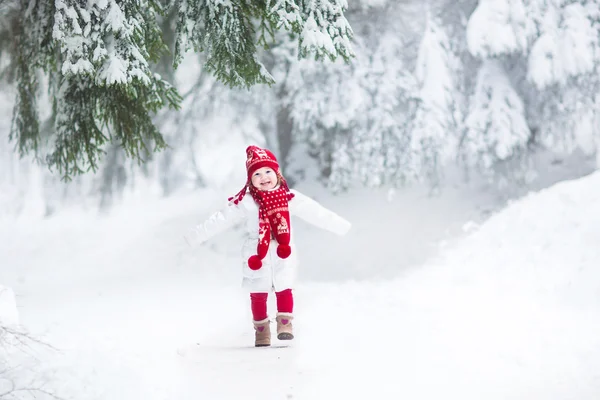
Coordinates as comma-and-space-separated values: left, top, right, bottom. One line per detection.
467, 0, 531, 58
462, 60, 530, 171
297, 0, 354, 61
528, 3, 598, 89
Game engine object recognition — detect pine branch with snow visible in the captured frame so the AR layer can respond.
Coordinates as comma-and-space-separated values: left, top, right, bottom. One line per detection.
174, 0, 276, 88
0, 1, 19, 83
174, 0, 354, 89
5, 0, 355, 180
10, 34, 40, 161
9, 0, 181, 179
466, 0, 532, 58
294, 0, 354, 62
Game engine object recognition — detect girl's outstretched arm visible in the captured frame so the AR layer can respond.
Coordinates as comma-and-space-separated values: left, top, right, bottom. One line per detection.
289, 190, 351, 236
184, 200, 247, 246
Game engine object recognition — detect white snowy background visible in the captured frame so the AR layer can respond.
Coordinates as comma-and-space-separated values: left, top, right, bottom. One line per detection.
2, 0, 600, 399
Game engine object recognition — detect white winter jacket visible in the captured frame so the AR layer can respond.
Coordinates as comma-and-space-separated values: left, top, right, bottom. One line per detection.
187, 189, 351, 292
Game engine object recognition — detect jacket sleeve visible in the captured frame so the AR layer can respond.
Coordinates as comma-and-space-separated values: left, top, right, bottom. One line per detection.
289, 190, 351, 236
185, 200, 247, 246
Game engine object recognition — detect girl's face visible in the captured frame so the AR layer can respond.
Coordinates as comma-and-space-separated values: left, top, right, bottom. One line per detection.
251, 167, 278, 190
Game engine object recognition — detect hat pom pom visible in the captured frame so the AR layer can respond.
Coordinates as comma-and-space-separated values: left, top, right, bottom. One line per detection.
277, 244, 291, 259
248, 255, 262, 270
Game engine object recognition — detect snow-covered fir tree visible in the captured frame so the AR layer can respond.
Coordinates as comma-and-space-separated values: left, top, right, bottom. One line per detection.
409, 8, 460, 187
461, 60, 530, 181
347, 30, 419, 189
525, 1, 600, 165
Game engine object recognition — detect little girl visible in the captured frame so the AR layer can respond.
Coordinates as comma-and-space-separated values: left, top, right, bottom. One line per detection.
185, 145, 351, 347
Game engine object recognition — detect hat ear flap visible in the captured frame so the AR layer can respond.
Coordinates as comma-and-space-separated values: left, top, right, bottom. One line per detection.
276, 170, 284, 185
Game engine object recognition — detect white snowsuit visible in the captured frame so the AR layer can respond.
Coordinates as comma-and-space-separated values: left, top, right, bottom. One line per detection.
188, 189, 351, 292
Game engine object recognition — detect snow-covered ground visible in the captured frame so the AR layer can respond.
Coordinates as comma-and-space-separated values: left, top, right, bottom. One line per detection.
1, 172, 600, 400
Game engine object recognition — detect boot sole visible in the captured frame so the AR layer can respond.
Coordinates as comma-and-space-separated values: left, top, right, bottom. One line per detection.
277, 332, 294, 340
255, 343, 271, 347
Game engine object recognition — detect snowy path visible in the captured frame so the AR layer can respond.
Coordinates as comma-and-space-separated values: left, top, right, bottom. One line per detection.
13, 265, 600, 400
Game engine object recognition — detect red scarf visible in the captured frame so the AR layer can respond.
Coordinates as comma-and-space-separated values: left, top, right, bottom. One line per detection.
229, 181, 295, 270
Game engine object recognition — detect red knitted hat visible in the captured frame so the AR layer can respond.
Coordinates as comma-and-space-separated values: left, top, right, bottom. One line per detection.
245, 146, 280, 179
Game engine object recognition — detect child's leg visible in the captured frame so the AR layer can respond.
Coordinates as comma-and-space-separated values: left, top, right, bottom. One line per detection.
250, 292, 269, 321
275, 289, 294, 340
250, 292, 270, 347
275, 288, 293, 314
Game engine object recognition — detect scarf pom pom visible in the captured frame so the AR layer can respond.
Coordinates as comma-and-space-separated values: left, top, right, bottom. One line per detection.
248, 255, 263, 270
277, 244, 291, 259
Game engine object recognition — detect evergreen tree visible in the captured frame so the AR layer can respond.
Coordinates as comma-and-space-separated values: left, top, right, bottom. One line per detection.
409, 10, 459, 186
525, 1, 600, 163
461, 60, 530, 179
2, 0, 354, 180
349, 30, 418, 189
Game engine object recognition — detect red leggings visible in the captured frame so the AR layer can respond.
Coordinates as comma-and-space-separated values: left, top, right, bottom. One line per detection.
250, 289, 293, 321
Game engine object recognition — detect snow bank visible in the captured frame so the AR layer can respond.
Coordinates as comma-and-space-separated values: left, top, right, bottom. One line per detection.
295, 171, 600, 400
437, 170, 600, 310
